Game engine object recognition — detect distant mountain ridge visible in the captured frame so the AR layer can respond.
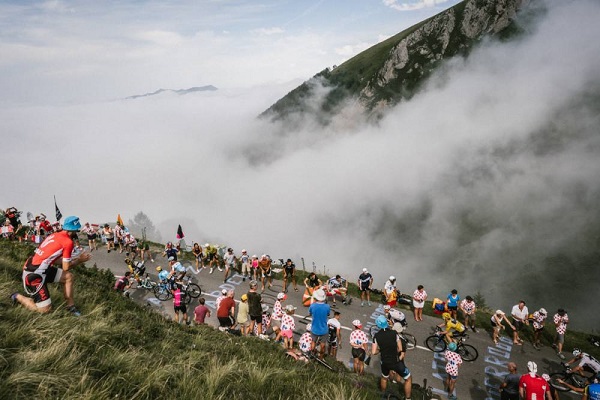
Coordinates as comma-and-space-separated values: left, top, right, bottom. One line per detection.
126, 85, 217, 100
261, 0, 529, 123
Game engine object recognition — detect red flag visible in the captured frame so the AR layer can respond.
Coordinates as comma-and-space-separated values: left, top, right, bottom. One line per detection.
176, 224, 185, 239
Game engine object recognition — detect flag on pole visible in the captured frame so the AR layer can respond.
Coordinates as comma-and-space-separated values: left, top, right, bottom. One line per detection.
117, 214, 124, 226
54, 195, 62, 221
176, 224, 185, 239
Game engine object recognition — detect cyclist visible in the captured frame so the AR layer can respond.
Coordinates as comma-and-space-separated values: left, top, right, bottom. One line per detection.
156, 266, 169, 286
327, 274, 350, 306
282, 258, 298, 293
167, 257, 186, 288
349, 319, 369, 375
357, 268, 373, 307
445, 341, 463, 400
371, 315, 412, 397
564, 349, 600, 380
384, 305, 408, 333
583, 376, 600, 400
125, 258, 146, 283
437, 312, 466, 344
11, 215, 91, 316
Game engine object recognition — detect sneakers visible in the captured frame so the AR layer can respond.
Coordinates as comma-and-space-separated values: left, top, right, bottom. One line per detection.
10, 292, 18, 306
367, 302, 371, 306
218, 267, 223, 272
558, 352, 565, 359
67, 305, 82, 317
209, 268, 214, 274
471, 326, 478, 333
361, 302, 364, 307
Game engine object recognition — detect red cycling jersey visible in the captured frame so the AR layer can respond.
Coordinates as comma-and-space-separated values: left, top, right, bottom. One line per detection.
519, 374, 550, 400
26, 231, 74, 272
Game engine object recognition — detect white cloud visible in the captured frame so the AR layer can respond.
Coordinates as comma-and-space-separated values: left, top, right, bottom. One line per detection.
383, 0, 452, 12
250, 27, 284, 35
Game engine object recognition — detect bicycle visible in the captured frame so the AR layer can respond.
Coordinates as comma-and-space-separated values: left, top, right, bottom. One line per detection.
549, 363, 595, 392
370, 325, 417, 351
154, 277, 201, 303
424, 330, 479, 361
130, 274, 157, 291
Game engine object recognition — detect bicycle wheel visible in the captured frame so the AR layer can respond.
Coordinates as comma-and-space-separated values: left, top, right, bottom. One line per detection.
186, 283, 201, 298
154, 285, 171, 301
549, 373, 570, 392
425, 335, 447, 352
457, 343, 479, 362
401, 332, 417, 350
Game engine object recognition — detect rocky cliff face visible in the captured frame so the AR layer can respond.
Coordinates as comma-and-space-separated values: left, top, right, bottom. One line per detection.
262, 0, 530, 123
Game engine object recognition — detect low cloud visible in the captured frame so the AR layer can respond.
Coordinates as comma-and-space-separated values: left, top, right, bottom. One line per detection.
382, 0, 453, 12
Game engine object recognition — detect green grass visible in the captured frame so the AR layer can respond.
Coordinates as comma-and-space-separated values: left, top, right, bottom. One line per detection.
0, 240, 431, 400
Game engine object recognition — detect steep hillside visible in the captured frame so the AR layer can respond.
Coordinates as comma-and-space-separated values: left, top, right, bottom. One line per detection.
261, 0, 529, 124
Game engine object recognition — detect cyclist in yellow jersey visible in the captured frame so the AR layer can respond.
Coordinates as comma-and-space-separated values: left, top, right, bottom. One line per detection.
437, 312, 466, 344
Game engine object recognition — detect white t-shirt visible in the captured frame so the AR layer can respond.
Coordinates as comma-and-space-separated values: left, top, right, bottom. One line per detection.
511, 304, 529, 321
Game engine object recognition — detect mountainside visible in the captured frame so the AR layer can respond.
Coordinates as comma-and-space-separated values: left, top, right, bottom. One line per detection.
126, 85, 217, 100
261, 0, 529, 123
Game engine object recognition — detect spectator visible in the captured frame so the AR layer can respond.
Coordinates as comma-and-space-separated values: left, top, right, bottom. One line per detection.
173, 284, 189, 325
383, 276, 398, 307
459, 295, 477, 333
447, 289, 460, 320
192, 243, 203, 272
205, 243, 218, 272
518, 361, 552, 400
247, 280, 262, 336
258, 254, 272, 292
531, 308, 547, 350
102, 224, 114, 253
272, 292, 286, 342
193, 297, 211, 325
357, 268, 373, 307
282, 258, 298, 293
445, 341, 463, 400
349, 319, 369, 375
280, 304, 297, 350
82, 222, 98, 252
371, 315, 412, 397
500, 362, 520, 400
490, 310, 515, 345
162, 242, 179, 262
309, 288, 330, 360
239, 249, 251, 282
124, 232, 138, 260
304, 272, 322, 289
114, 271, 133, 297
223, 247, 236, 283
250, 254, 259, 281
412, 284, 427, 321
552, 308, 569, 359
138, 237, 153, 263
215, 288, 228, 311
327, 311, 342, 358
237, 294, 250, 335
217, 290, 236, 331
298, 323, 313, 353
511, 300, 529, 345
114, 223, 124, 253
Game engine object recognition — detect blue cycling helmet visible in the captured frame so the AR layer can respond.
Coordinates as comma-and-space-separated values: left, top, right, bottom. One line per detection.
62, 216, 82, 231
376, 315, 389, 329
448, 342, 457, 351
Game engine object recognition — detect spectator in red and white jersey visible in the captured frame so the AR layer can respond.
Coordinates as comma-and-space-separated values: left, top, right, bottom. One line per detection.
553, 308, 569, 359
412, 285, 427, 321
349, 319, 369, 375
459, 295, 477, 333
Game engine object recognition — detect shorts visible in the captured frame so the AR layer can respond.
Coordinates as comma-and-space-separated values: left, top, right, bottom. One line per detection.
381, 361, 411, 380
140, 243, 150, 251
513, 320, 524, 332
174, 305, 187, 313
206, 253, 215, 261
447, 305, 458, 311
328, 338, 338, 348
359, 286, 370, 292
413, 299, 424, 308
284, 268, 294, 277
22, 266, 62, 308
281, 329, 293, 339
311, 332, 329, 345
352, 347, 366, 361
447, 374, 458, 381
556, 333, 565, 344
250, 314, 262, 322
534, 327, 544, 333
241, 262, 251, 274
218, 316, 234, 327
87, 234, 97, 240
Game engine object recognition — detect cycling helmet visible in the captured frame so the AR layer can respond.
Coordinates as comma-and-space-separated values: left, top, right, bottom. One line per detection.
376, 315, 389, 329
527, 361, 538, 373
539, 308, 547, 315
542, 374, 550, 382
352, 319, 362, 328
383, 305, 391, 311
63, 216, 82, 231
389, 275, 396, 281
442, 312, 451, 320
156, 266, 162, 271
221, 289, 228, 295
572, 348, 581, 357
448, 342, 457, 351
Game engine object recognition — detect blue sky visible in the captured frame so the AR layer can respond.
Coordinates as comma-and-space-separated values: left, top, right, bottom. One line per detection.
0, 0, 459, 105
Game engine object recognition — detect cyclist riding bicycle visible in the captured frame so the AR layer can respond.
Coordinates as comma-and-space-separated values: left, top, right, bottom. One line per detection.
156, 266, 170, 286
437, 312, 466, 344
125, 258, 146, 282
383, 305, 408, 333
168, 257, 186, 289
565, 349, 600, 380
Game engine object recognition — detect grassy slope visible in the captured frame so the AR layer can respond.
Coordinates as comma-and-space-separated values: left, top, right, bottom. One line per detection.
0, 241, 382, 400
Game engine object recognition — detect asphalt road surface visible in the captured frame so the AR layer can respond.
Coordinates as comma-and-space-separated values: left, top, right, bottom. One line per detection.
88, 247, 579, 400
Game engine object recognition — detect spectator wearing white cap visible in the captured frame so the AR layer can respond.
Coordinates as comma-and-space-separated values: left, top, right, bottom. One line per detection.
357, 268, 373, 307
215, 288, 228, 311
309, 288, 330, 359
349, 319, 369, 375
272, 292, 287, 342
